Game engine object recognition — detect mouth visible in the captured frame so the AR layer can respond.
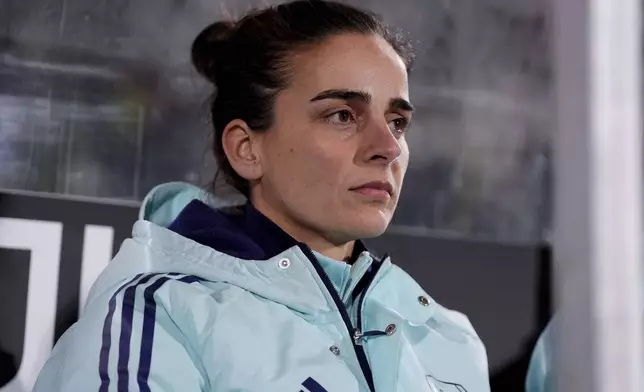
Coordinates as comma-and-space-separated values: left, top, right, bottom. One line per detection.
349, 181, 394, 200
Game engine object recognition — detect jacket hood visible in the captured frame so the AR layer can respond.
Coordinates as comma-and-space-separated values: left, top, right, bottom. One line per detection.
87, 182, 376, 316
167, 195, 302, 261
138, 182, 243, 227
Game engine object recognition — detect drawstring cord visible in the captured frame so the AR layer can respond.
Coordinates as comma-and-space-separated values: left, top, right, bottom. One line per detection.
353, 324, 396, 345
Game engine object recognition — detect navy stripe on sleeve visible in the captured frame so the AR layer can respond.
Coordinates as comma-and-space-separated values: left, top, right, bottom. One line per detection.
99, 273, 202, 392
117, 274, 158, 392
100, 274, 144, 392
302, 377, 329, 392
137, 274, 202, 392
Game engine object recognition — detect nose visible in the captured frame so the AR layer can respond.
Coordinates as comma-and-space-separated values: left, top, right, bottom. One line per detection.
360, 120, 403, 166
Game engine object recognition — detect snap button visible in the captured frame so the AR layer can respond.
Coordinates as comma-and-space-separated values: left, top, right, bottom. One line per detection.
418, 295, 430, 307
278, 258, 291, 269
385, 324, 397, 336
329, 345, 341, 356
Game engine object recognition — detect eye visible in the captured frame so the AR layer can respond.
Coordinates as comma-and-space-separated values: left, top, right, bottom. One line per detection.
326, 109, 356, 125
388, 117, 410, 135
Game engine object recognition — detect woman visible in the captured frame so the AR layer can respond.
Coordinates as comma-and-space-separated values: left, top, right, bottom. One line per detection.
34, 1, 489, 391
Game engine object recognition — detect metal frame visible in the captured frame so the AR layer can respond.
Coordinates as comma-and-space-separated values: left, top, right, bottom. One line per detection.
553, 0, 643, 390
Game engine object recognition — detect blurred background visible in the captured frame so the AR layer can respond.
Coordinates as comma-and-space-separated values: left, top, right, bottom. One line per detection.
0, 0, 556, 391
0, 0, 552, 243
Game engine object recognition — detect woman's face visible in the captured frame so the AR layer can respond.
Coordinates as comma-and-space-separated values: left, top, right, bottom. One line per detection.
254, 33, 412, 244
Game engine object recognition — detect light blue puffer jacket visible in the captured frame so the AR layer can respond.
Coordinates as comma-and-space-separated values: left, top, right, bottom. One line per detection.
526, 320, 555, 392
33, 182, 490, 392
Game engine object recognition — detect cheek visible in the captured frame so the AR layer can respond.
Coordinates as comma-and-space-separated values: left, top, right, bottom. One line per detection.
261, 119, 352, 198
396, 141, 410, 176
276, 153, 343, 215
294, 146, 345, 187
268, 138, 342, 193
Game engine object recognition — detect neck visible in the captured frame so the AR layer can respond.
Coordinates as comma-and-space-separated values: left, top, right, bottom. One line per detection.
251, 196, 355, 262
312, 242, 355, 263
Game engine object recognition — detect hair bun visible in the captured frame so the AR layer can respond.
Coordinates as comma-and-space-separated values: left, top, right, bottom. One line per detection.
191, 21, 236, 85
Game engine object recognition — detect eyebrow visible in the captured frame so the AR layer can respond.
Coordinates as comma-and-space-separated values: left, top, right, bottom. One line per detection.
310, 89, 414, 112
390, 97, 415, 112
310, 89, 371, 104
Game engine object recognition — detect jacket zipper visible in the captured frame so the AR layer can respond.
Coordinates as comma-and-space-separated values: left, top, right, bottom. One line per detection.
299, 244, 377, 392
354, 256, 386, 344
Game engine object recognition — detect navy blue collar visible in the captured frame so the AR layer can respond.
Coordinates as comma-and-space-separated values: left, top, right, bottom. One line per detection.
168, 200, 368, 262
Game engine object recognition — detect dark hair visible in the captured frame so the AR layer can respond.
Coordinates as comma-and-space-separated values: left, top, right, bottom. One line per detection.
191, 0, 415, 197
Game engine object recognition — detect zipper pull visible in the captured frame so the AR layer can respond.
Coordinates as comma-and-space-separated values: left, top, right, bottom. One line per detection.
353, 326, 395, 345
353, 328, 365, 345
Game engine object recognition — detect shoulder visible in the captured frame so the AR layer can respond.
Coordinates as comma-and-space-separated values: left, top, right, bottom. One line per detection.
375, 262, 486, 346
371, 263, 489, 389
104, 273, 251, 324
65, 273, 255, 359
34, 274, 248, 391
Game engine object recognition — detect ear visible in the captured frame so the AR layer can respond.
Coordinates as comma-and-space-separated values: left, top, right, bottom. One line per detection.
221, 119, 263, 181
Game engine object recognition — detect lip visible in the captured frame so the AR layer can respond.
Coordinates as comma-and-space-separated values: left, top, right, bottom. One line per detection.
349, 181, 394, 199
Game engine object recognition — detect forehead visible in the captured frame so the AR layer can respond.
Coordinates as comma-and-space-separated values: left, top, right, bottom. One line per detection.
288, 33, 410, 101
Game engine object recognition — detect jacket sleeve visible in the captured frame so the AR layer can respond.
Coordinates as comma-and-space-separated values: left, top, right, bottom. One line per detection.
525, 319, 556, 392
32, 274, 207, 392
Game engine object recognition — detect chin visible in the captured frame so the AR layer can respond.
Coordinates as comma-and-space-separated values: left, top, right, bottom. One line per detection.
343, 208, 392, 239
352, 225, 388, 239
